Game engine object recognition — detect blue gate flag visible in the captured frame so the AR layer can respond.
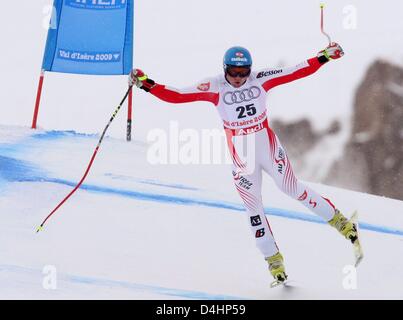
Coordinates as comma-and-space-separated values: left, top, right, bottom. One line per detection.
42, 0, 134, 75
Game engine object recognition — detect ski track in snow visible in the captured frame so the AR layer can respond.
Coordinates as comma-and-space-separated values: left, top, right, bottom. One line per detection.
1, 129, 403, 237
0, 264, 246, 300
2, 127, 403, 299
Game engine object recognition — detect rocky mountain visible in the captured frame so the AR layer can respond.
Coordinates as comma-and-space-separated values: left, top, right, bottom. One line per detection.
326, 60, 403, 200
271, 60, 403, 201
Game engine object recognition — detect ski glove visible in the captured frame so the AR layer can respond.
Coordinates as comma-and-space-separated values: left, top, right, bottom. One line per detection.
317, 42, 344, 62
128, 69, 156, 92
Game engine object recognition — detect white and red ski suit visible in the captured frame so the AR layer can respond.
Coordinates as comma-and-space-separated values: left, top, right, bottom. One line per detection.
149, 57, 337, 258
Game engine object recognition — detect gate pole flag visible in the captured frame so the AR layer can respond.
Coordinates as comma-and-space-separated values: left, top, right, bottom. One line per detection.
32, 0, 134, 137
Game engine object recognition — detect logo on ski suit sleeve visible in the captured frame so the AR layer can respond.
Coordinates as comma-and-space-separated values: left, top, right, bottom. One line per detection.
197, 82, 211, 91
256, 69, 283, 79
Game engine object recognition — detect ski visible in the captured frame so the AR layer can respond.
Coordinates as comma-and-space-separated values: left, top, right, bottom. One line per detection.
270, 279, 295, 288
350, 211, 364, 267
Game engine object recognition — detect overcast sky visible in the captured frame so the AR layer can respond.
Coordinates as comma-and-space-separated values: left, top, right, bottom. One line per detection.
1, 0, 402, 140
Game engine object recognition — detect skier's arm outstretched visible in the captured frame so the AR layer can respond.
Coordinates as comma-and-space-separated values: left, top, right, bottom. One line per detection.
128, 42, 344, 101
255, 42, 344, 92
128, 69, 219, 105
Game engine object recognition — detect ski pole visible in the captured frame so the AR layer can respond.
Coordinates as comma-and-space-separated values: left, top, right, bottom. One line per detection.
320, 3, 332, 45
36, 86, 133, 233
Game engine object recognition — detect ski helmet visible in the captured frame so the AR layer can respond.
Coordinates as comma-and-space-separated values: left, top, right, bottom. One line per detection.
223, 46, 252, 71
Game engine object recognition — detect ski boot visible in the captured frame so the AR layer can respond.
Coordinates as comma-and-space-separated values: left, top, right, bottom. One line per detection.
329, 210, 363, 266
328, 209, 358, 244
265, 252, 288, 287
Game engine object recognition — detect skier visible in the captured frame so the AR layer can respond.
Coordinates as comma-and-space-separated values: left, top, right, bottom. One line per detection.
128, 43, 359, 285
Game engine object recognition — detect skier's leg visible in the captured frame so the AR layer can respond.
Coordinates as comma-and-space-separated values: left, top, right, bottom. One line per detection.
228, 127, 287, 282
232, 168, 280, 259
263, 127, 358, 243
263, 127, 336, 221
232, 168, 287, 282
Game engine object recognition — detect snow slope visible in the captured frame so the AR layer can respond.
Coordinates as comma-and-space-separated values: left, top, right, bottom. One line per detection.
2, 0, 402, 194
1, 125, 403, 300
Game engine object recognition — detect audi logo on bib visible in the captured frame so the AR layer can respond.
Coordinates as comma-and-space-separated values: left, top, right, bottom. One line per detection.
223, 86, 261, 105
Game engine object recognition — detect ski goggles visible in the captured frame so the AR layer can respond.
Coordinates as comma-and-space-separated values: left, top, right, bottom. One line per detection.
225, 66, 251, 78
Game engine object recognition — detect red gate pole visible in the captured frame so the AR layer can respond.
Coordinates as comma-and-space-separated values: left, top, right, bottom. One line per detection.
126, 86, 133, 141
32, 70, 45, 129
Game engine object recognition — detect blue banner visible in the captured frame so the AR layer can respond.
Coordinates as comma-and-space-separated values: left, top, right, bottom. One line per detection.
42, 0, 134, 75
